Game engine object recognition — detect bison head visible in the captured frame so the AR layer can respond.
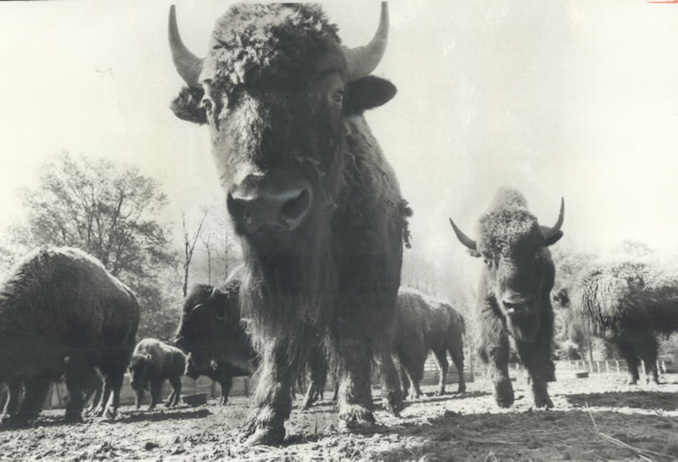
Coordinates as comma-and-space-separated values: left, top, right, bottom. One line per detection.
169, 3, 395, 245
450, 188, 564, 342
128, 353, 152, 391
175, 282, 242, 373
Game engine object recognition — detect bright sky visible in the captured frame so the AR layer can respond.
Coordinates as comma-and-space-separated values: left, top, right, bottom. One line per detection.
1, 0, 678, 291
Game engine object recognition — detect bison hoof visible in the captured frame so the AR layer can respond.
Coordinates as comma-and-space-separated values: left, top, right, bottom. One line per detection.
534, 396, 554, 409
456, 386, 466, 394
339, 405, 376, 432
494, 380, 514, 408
243, 425, 286, 447
64, 412, 84, 424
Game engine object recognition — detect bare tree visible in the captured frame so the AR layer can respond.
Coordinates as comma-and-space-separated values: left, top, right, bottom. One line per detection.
181, 210, 208, 296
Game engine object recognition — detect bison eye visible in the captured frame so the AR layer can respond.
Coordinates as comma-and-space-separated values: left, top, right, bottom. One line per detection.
331, 89, 345, 105
201, 97, 214, 113
483, 258, 493, 268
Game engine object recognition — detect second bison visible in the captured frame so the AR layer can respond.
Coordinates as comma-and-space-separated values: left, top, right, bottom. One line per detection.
449, 187, 564, 408
129, 339, 187, 410
394, 288, 466, 398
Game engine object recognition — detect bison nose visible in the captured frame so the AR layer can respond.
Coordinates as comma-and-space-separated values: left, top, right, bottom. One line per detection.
227, 185, 313, 234
502, 295, 534, 316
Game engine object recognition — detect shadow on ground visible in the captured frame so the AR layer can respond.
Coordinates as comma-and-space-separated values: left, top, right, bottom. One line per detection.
566, 390, 678, 411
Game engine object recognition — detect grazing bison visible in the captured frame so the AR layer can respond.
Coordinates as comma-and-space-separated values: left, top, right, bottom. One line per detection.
394, 288, 466, 399
0, 247, 139, 424
176, 281, 259, 405
169, 3, 409, 444
129, 338, 187, 410
554, 258, 678, 384
449, 187, 564, 408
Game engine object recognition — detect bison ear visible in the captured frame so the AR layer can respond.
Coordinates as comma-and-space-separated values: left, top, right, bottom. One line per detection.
344, 76, 397, 115
467, 248, 482, 258
541, 227, 563, 247
171, 86, 207, 124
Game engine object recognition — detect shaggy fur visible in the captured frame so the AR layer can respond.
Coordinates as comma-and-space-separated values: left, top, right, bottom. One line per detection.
394, 289, 466, 398
451, 187, 562, 409
176, 280, 259, 405
170, 3, 407, 444
0, 247, 139, 424
129, 338, 187, 410
557, 258, 678, 384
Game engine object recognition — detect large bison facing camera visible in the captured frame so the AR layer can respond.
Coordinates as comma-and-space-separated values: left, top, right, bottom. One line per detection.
129, 338, 187, 410
449, 187, 563, 408
394, 289, 466, 399
169, 2, 409, 444
0, 247, 139, 424
175, 280, 259, 405
554, 258, 678, 384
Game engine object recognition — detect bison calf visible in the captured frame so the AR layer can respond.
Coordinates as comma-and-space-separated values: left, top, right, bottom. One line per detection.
0, 247, 139, 425
394, 289, 466, 399
555, 258, 678, 385
129, 339, 187, 410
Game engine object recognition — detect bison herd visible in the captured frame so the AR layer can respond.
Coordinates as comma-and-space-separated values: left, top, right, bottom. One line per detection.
0, 0, 676, 453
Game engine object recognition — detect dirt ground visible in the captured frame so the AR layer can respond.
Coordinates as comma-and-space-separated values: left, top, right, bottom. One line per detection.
1, 373, 677, 461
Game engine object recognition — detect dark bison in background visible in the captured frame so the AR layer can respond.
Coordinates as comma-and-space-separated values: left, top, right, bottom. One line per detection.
175, 280, 259, 405
129, 338, 187, 410
394, 289, 466, 399
449, 187, 564, 408
554, 258, 678, 384
169, 2, 410, 445
0, 247, 139, 424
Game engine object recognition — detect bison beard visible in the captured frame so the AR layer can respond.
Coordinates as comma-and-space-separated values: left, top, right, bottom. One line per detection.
557, 259, 678, 385
169, 3, 407, 445
0, 247, 139, 425
393, 289, 466, 399
450, 187, 563, 409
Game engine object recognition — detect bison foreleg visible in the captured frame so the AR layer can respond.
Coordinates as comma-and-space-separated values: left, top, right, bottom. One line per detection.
617, 340, 641, 385
149, 379, 163, 410
335, 337, 376, 430
515, 341, 553, 409
1, 379, 21, 420
13, 377, 50, 425
218, 375, 233, 405
243, 341, 293, 446
479, 309, 513, 407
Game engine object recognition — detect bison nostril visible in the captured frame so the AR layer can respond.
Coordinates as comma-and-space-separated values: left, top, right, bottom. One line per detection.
281, 188, 311, 228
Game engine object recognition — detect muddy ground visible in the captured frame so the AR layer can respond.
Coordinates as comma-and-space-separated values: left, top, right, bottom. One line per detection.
1, 373, 677, 461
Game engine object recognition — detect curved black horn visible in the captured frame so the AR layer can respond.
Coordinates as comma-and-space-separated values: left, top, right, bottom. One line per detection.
168, 5, 203, 87
543, 198, 565, 241
343, 2, 389, 82
449, 218, 477, 251
209, 287, 219, 301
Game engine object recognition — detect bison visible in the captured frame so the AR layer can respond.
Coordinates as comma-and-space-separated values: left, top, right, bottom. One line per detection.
169, 3, 409, 444
553, 258, 678, 385
449, 187, 564, 408
176, 281, 259, 405
394, 288, 466, 399
0, 247, 139, 424
129, 338, 187, 410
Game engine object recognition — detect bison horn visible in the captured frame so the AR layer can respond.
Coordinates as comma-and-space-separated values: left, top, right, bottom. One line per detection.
543, 198, 565, 241
168, 5, 204, 88
449, 218, 477, 251
209, 287, 218, 301
343, 2, 389, 82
